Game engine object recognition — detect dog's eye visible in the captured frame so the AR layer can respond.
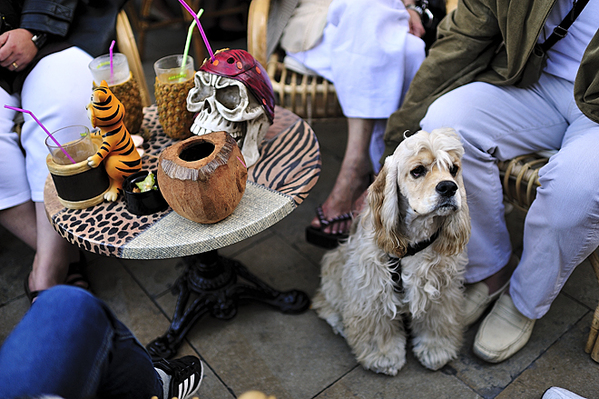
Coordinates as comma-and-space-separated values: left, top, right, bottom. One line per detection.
410, 165, 426, 178
450, 164, 459, 176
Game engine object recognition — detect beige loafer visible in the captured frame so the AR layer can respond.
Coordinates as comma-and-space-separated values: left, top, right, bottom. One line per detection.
463, 280, 509, 327
473, 292, 535, 363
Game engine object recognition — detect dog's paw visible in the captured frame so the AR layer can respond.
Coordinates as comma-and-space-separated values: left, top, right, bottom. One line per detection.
358, 337, 407, 376
324, 314, 345, 337
362, 351, 406, 376
413, 343, 457, 371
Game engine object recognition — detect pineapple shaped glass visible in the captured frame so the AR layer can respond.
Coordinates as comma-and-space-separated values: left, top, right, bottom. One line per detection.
89, 53, 143, 135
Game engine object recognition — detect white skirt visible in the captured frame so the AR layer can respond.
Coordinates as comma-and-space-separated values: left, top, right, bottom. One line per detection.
286, 0, 425, 119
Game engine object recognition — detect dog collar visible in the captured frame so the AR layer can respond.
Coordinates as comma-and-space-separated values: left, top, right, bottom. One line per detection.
389, 229, 440, 293
404, 229, 440, 257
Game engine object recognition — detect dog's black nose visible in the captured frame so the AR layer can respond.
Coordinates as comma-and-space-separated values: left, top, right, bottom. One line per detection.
436, 181, 458, 197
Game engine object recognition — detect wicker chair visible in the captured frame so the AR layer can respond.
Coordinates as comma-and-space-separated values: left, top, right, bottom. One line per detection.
127, 0, 250, 63
498, 154, 599, 363
116, 10, 152, 108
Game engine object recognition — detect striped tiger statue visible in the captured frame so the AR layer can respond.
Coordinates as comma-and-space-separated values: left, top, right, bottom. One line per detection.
87, 80, 142, 201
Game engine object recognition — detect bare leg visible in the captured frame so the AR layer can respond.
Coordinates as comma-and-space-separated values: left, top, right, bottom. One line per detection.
0, 202, 37, 249
0, 200, 78, 293
311, 118, 374, 234
29, 202, 79, 291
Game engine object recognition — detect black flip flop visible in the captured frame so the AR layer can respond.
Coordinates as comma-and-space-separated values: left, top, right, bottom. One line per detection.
23, 251, 91, 303
23, 272, 42, 303
64, 251, 91, 291
305, 205, 352, 249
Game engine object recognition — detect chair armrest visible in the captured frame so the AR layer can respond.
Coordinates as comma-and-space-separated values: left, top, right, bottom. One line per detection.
247, 0, 271, 67
116, 10, 152, 108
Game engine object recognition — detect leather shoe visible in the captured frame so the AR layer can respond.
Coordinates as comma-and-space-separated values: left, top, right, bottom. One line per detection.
463, 280, 509, 326
473, 292, 535, 363
542, 387, 587, 399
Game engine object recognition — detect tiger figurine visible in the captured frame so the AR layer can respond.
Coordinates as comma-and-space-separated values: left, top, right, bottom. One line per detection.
87, 80, 142, 202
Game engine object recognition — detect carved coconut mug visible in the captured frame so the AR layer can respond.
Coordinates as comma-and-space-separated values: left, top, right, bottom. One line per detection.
157, 131, 247, 224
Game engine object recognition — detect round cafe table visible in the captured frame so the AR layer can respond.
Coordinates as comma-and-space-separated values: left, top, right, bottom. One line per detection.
44, 104, 321, 358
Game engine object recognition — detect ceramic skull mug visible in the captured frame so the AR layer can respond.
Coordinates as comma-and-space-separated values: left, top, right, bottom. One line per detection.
187, 49, 275, 167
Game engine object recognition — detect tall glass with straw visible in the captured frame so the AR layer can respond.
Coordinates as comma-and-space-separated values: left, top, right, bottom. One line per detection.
88, 41, 144, 136
4, 106, 110, 209
153, 8, 204, 140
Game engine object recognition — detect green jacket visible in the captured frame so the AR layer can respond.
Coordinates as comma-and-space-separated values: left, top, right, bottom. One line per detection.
383, 0, 599, 159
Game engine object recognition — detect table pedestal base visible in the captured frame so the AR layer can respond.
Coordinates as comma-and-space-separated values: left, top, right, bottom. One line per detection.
146, 250, 311, 359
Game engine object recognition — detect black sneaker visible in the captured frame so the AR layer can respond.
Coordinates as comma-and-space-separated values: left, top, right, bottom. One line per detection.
154, 356, 203, 399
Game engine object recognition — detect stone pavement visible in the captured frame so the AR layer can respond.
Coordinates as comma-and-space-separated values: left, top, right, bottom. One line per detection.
1, 16, 598, 399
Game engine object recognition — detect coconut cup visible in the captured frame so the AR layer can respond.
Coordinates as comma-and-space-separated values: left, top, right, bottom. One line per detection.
157, 131, 248, 224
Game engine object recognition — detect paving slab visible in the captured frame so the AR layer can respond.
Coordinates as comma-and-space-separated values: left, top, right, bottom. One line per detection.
85, 254, 173, 345
121, 256, 185, 297
316, 352, 481, 399
0, 297, 30, 344
497, 313, 599, 399
155, 300, 358, 399
562, 257, 599, 311
153, 234, 355, 398
0, 226, 34, 304
450, 293, 589, 399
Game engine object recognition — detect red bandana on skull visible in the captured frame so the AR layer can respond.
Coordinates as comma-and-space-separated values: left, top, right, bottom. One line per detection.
199, 49, 275, 123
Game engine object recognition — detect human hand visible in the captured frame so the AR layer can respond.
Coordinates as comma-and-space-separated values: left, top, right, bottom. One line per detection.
407, 9, 426, 38
0, 29, 37, 72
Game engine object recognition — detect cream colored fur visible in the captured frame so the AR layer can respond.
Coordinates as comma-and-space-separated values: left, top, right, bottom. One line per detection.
312, 128, 471, 375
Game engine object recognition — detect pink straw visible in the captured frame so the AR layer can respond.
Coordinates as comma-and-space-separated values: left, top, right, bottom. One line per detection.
178, 0, 214, 61
4, 105, 76, 164
109, 40, 116, 80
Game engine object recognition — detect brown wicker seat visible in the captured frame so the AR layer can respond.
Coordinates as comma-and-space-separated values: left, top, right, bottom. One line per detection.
498, 154, 599, 363
265, 52, 342, 120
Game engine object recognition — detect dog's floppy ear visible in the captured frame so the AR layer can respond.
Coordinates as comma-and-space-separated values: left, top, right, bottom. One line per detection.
368, 161, 409, 257
435, 184, 471, 256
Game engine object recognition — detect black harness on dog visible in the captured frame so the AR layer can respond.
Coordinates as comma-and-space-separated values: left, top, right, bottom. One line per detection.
389, 229, 440, 293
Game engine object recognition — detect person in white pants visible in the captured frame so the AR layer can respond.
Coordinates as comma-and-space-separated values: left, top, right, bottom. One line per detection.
415, 0, 599, 363
0, 47, 93, 301
0, 0, 126, 302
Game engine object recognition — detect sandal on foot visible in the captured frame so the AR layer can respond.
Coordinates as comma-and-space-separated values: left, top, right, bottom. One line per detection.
23, 272, 42, 303
305, 205, 353, 249
23, 251, 91, 303
65, 251, 91, 291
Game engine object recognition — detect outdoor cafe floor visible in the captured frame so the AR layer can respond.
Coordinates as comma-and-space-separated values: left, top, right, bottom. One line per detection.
1, 19, 599, 399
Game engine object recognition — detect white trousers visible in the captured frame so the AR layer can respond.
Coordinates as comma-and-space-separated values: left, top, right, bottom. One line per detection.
421, 72, 599, 319
286, 0, 425, 172
0, 47, 93, 208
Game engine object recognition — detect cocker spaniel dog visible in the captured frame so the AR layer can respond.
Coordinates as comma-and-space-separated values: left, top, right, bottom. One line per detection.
312, 128, 470, 375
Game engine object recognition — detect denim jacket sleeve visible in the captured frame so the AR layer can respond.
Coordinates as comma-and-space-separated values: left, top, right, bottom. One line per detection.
20, 0, 78, 37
